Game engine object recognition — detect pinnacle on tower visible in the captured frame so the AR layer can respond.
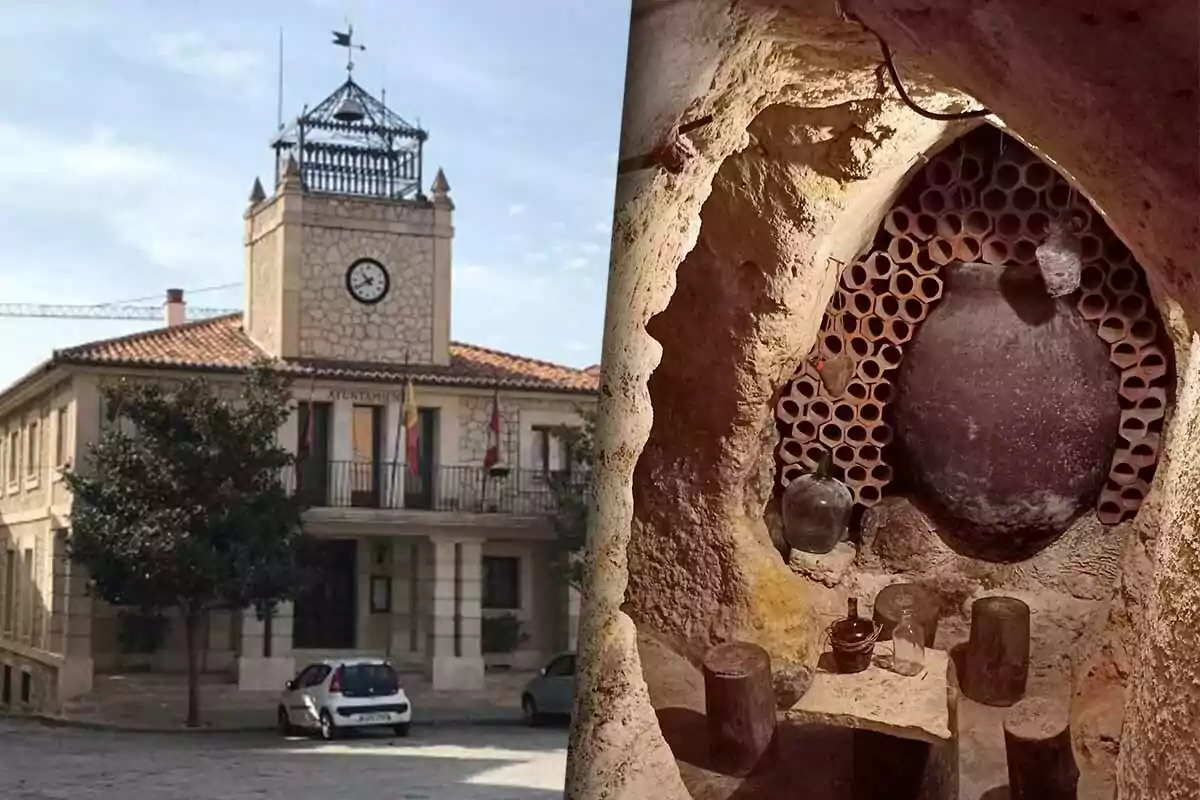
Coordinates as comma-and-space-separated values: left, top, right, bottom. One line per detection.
249, 177, 266, 205
280, 155, 304, 192
431, 167, 453, 209
432, 167, 450, 194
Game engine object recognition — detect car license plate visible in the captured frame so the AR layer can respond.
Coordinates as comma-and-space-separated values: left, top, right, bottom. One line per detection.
360, 713, 389, 723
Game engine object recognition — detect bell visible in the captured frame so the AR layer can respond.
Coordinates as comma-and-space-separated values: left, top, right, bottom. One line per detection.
333, 96, 365, 123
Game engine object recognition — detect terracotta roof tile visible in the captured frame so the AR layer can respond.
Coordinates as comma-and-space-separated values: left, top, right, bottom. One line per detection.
53, 314, 598, 394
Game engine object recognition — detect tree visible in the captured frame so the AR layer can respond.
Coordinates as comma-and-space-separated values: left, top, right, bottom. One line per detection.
547, 407, 596, 590
62, 363, 309, 727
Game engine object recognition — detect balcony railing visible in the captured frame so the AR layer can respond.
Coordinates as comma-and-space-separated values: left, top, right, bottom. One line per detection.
281, 460, 586, 516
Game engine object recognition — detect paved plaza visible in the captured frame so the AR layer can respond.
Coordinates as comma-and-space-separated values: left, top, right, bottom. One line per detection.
0, 718, 566, 800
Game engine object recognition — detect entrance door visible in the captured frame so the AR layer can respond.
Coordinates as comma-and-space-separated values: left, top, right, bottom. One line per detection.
350, 405, 384, 508
296, 402, 331, 506
292, 539, 358, 650
404, 408, 439, 510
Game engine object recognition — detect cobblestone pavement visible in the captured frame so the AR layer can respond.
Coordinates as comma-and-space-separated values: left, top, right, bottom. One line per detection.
0, 718, 567, 799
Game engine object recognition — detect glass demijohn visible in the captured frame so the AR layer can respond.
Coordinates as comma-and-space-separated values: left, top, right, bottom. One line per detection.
892, 605, 926, 677
781, 451, 854, 555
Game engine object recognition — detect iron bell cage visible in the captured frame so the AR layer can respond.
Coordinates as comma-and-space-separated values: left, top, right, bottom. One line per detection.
272, 78, 429, 201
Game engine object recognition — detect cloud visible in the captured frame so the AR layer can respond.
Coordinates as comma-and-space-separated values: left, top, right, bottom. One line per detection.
565, 257, 589, 271
0, 122, 242, 283
110, 30, 269, 102
507, 203, 526, 216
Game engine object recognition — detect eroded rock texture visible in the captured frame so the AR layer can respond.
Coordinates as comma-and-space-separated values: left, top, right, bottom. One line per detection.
568, 1, 1198, 799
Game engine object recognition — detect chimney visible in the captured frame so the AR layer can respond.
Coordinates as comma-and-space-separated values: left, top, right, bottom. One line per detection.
164, 288, 186, 327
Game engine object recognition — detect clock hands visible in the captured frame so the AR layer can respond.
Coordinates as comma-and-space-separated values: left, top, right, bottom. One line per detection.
346, 260, 389, 303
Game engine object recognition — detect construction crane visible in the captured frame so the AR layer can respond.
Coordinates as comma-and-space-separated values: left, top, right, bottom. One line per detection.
0, 303, 238, 322
0, 283, 241, 323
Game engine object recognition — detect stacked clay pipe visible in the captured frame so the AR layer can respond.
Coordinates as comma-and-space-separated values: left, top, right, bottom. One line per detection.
776, 135, 1167, 522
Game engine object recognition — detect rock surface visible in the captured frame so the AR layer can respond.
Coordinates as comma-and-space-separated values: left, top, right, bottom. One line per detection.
786, 649, 954, 744
568, 1, 1199, 798
788, 543, 857, 587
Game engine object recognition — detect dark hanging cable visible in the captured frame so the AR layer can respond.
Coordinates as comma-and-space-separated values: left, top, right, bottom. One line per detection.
850, 14, 993, 121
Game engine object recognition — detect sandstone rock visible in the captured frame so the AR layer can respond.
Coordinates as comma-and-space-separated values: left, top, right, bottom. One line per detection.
571, 2, 1200, 798
788, 543, 856, 587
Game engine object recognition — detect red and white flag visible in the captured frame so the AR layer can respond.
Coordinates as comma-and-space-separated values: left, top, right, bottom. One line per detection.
483, 387, 501, 469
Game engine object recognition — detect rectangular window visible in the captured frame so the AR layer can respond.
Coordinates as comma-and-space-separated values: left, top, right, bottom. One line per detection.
25, 422, 38, 478
20, 548, 32, 641
482, 555, 521, 610
54, 407, 69, 466
1, 549, 13, 635
532, 426, 571, 473
7, 431, 18, 484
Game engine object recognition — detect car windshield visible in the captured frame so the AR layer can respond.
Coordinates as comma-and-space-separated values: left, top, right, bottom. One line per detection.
339, 663, 401, 697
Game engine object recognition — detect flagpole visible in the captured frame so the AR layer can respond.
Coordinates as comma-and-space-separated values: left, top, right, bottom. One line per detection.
276, 27, 285, 133
389, 351, 409, 506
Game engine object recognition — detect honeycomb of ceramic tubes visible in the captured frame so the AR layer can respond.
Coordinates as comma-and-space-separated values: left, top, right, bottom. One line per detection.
776, 133, 1170, 520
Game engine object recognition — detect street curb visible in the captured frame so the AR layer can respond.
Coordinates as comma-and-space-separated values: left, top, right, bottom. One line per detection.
1, 710, 527, 735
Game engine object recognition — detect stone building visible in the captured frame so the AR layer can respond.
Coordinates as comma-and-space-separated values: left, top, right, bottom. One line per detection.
0, 73, 594, 710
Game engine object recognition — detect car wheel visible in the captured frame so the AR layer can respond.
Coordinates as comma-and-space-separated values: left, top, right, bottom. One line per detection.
318, 710, 338, 741
393, 722, 411, 737
276, 706, 294, 736
521, 694, 541, 727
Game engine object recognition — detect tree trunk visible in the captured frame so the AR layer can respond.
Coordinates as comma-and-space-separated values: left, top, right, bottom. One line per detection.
702, 641, 777, 777
962, 596, 1030, 707
1003, 697, 1078, 799
184, 610, 202, 729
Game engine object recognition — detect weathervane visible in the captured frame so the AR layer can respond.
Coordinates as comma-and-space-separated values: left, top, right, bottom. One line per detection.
332, 23, 366, 75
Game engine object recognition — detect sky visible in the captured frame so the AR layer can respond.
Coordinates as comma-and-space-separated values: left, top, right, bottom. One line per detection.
0, 0, 631, 388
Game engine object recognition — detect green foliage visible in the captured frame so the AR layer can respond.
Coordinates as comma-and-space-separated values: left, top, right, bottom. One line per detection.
63, 361, 310, 626
481, 613, 529, 654
547, 407, 595, 590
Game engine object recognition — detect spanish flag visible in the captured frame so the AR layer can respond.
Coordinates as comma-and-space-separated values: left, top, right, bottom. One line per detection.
403, 378, 419, 477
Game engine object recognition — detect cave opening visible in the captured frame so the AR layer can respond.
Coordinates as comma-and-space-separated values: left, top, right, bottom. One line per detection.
776, 125, 1175, 563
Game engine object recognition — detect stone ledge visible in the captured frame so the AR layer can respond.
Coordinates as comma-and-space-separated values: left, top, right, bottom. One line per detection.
783, 647, 954, 745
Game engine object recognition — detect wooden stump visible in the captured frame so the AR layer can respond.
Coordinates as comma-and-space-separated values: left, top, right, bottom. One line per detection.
873, 583, 940, 646
1003, 696, 1079, 799
962, 596, 1030, 706
702, 641, 777, 776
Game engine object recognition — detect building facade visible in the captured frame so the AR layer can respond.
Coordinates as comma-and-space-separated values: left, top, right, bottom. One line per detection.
0, 76, 595, 710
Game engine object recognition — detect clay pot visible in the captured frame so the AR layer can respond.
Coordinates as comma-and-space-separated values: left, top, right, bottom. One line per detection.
890, 263, 1121, 561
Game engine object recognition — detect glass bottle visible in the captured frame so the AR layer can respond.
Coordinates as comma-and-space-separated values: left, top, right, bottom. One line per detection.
892, 605, 926, 677
781, 450, 853, 555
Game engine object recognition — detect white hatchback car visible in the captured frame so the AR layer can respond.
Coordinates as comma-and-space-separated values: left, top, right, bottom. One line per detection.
277, 658, 413, 740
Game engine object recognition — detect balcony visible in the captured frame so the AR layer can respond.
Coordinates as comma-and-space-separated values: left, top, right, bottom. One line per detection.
281, 460, 584, 517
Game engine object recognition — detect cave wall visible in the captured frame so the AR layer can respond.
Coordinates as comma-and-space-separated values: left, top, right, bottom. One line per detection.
567, 1, 1199, 799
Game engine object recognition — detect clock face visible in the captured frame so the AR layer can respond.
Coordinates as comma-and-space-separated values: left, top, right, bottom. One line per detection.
345, 258, 391, 305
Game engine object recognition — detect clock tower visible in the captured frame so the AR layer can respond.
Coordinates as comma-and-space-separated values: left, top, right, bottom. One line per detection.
242, 73, 453, 366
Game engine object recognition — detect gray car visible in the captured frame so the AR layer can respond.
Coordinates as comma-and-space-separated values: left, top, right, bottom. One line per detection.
521, 652, 575, 725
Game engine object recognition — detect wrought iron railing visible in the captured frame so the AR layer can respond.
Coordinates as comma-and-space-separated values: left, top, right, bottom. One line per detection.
281, 461, 587, 516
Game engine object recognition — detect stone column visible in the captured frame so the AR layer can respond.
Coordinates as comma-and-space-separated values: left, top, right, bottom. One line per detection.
567, 585, 582, 652
390, 539, 424, 667
235, 602, 295, 691
50, 530, 93, 703
428, 538, 484, 690
277, 403, 299, 455
331, 398, 354, 503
